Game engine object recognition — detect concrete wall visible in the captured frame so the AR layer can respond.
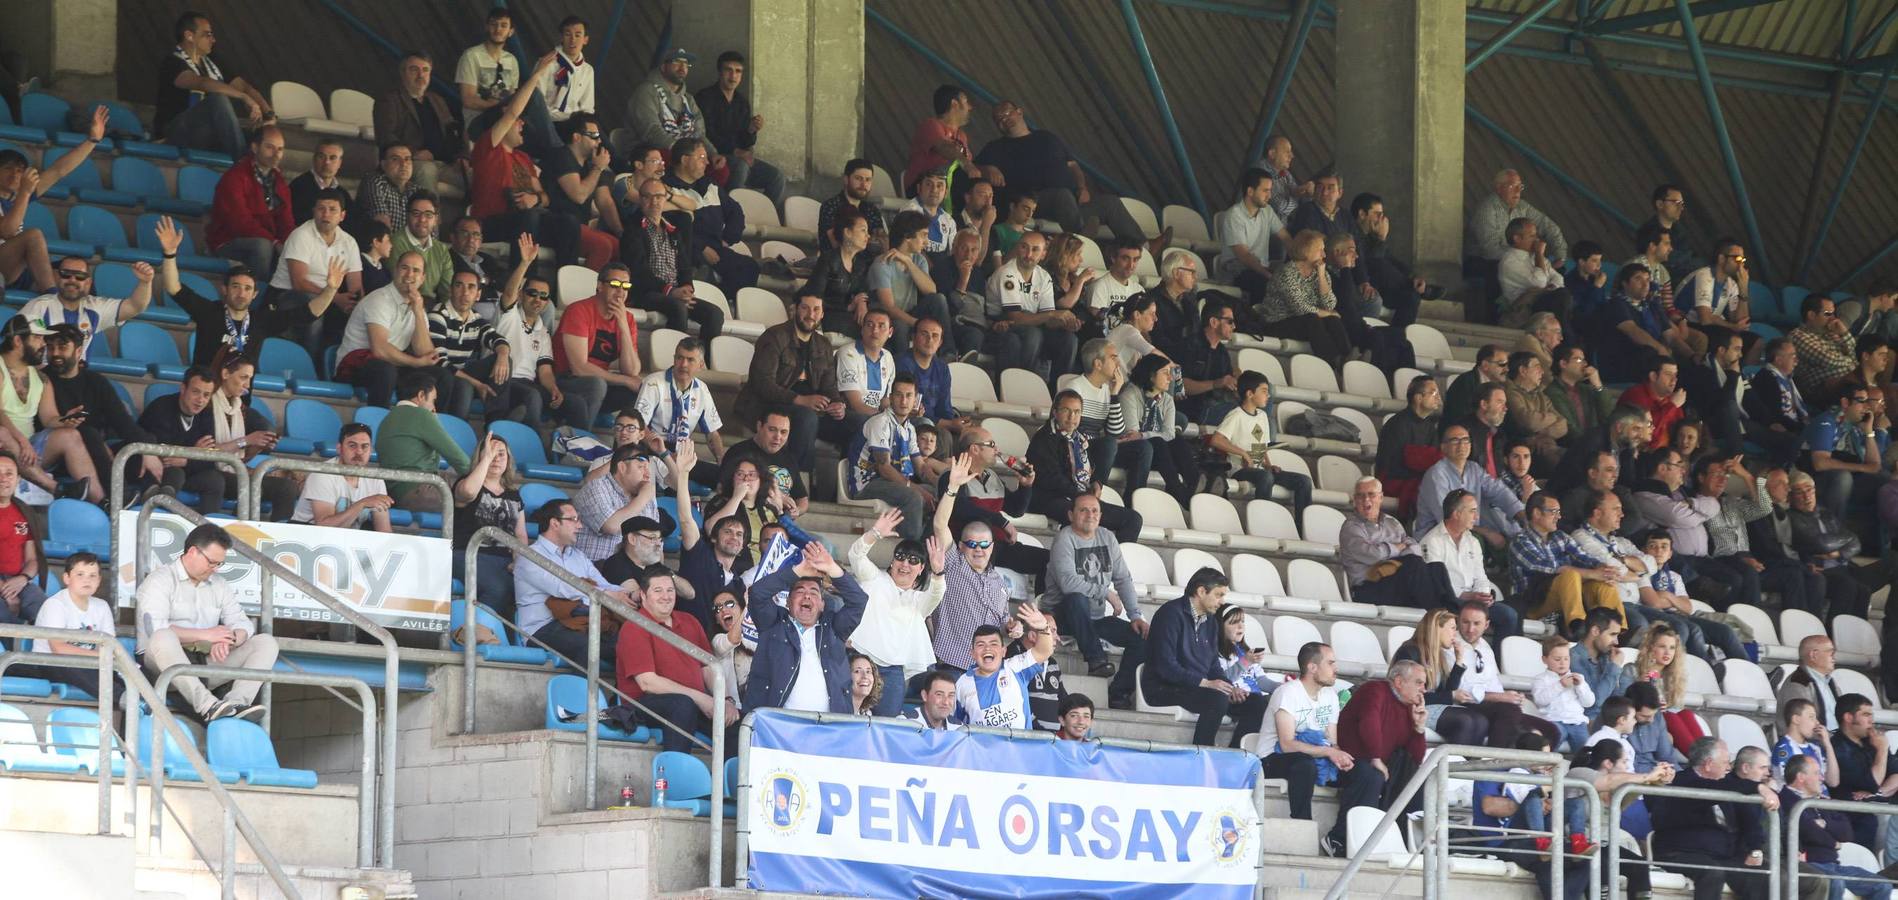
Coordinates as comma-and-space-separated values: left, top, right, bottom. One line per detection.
10, 0, 115, 100
0, 830, 132, 900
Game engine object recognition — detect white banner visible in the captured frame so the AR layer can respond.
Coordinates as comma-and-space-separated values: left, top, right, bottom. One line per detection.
114, 511, 453, 631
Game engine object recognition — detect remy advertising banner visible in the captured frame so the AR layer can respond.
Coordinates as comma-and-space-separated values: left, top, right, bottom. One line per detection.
745, 709, 1262, 899
115, 511, 453, 631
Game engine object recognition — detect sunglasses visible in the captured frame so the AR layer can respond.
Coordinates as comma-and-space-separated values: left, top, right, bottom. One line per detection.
715, 600, 740, 611
56, 270, 90, 280
962, 539, 993, 550
892, 551, 925, 565
579, 131, 602, 141
521, 289, 551, 299
602, 279, 634, 290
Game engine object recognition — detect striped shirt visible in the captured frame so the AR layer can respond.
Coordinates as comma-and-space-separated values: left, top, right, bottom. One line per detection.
930, 548, 1010, 670
1069, 375, 1125, 441
426, 307, 501, 369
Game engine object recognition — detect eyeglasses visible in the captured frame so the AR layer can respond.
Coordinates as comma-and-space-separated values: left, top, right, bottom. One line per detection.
1661, 198, 1686, 207
892, 552, 925, 565
972, 440, 997, 449
410, 210, 438, 219
521, 289, 551, 299
56, 270, 90, 280
630, 532, 662, 542
614, 423, 642, 431
555, 515, 581, 523
962, 539, 994, 549
602, 279, 633, 290
1443, 437, 1472, 445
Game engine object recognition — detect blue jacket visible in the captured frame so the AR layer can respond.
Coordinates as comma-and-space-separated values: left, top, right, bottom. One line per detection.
742, 565, 868, 714
1140, 597, 1222, 694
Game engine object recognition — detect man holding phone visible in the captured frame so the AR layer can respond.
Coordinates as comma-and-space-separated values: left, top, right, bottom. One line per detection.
42, 323, 163, 497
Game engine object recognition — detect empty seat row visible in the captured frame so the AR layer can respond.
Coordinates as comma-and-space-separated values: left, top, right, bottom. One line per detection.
0, 93, 232, 167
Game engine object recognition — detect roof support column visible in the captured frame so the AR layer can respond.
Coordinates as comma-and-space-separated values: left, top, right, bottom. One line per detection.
1674, 0, 1776, 287
12, 0, 116, 101
1333, 0, 1466, 283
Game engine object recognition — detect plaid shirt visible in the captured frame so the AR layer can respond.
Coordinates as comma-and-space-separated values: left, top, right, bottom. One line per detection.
360, 174, 417, 229
1507, 526, 1606, 598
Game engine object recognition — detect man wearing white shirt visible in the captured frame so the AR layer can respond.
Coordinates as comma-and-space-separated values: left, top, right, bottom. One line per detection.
290, 423, 392, 531
846, 375, 928, 540
22, 257, 153, 359
1084, 240, 1145, 314
268, 189, 364, 303
1452, 601, 1556, 748
492, 267, 595, 432
1496, 216, 1570, 330
1215, 168, 1292, 299
538, 17, 596, 123
987, 232, 1084, 382
1421, 489, 1521, 639
634, 337, 724, 485
836, 308, 898, 422
1257, 642, 1351, 822
334, 251, 438, 408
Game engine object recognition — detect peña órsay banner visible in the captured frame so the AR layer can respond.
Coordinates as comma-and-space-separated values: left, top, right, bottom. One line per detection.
744, 709, 1264, 899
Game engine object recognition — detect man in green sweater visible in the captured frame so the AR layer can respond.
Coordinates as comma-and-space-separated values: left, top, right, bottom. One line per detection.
375, 369, 472, 510
389, 191, 454, 305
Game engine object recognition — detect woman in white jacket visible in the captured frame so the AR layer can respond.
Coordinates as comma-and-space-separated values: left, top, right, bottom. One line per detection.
848, 503, 950, 717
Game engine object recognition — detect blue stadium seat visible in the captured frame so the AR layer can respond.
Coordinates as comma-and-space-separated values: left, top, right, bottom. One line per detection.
206, 719, 318, 788
439, 414, 477, 459
0, 702, 87, 774
0, 676, 53, 698
519, 482, 570, 516
135, 712, 241, 784
97, 100, 148, 141
248, 396, 277, 430
279, 397, 342, 457
257, 338, 352, 399
724, 757, 738, 817
181, 149, 234, 169
544, 675, 651, 742
19, 93, 70, 136
352, 406, 388, 438
178, 272, 219, 300
448, 600, 552, 666
21, 203, 97, 258
92, 262, 137, 299
48, 707, 127, 777
113, 158, 197, 216
654, 495, 698, 554
45, 498, 110, 559
133, 213, 225, 273
0, 107, 48, 143
488, 419, 579, 482
66, 206, 140, 262
117, 139, 180, 162
110, 379, 135, 413
143, 382, 180, 404
652, 750, 714, 816
116, 321, 183, 378
176, 166, 219, 207
1750, 322, 1785, 342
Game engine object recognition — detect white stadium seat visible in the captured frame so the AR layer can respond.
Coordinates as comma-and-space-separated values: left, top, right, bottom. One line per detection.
1779, 609, 1825, 647
1331, 620, 1384, 665
1341, 361, 1391, 400
949, 362, 997, 405
1390, 367, 1431, 400
1272, 615, 1323, 658
558, 264, 596, 308
1834, 668, 1880, 706
1171, 547, 1223, 587
1683, 654, 1721, 695
1720, 659, 1775, 702
736, 287, 789, 326
1499, 636, 1544, 678
1133, 663, 1181, 714
1386, 625, 1415, 660
1162, 205, 1210, 242
730, 188, 780, 227
1134, 488, 1219, 546
1727, 604, 1779, 647
783, 195, 821, 233
999, 368, 1053, 414
1834, 614, 1880, 657
1190, 494, 1277, 552
329, 88, 376, 134
1119, 543, 1173, 600
709, 335, 754, 376
1316, 455, 1362, 493
1300, 505, 1344, 547
1236, 348, 1286, 385
1120, 197, 1160, 238
1406, 323, 1453, 361
870, 164, 897, 199
1716, 714, 1769, 755
1097, 484, 1124, 506
1229, 554, 1285, 598
692, 281, 732, 319
1286, 558, 1341, 604
1329, 407, 1377, 447
759, 240, 805, 263
1288, 354, 1339, 394
646, 329, 688, 372
981, 418, 1030, 459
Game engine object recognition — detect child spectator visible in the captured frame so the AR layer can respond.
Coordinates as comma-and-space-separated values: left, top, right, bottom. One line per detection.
1056, 694, 1093, 741
1531, 636, 1597, 751
27, 552, 121, 699
1773, 697, 1833, 791
1585, 695, 1638, 772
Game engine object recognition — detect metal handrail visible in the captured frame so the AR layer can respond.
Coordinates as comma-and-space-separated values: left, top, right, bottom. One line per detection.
1608, 781, 1784, 900
150, 664, 378, 868
731, 709, 1272, 895
129, 490, 399, 867
0, 623, 303, 899
109, 443, 251, 583
1435, 764, 1604, 900
1784, 794, 1898, 897
1323, 744, 1575, 900
459, 525, 728, 888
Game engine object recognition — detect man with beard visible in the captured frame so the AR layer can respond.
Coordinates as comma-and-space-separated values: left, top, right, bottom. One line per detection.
159, 217, 338, 368
20, 257, 154, 359
41, 324, 162, 495
818, 159, 887, 253
719, 410, 809, 517
737, 291, 844, 473
0, 316, 100, 504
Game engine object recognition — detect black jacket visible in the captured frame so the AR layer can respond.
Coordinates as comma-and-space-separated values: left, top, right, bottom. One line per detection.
1678, 358, 1743, 425
620, 210, 693, 298
1026, 423, 1089, 517
1650, 770, 1766, 859
1789, 506, 1861, 563
1743, 368, 1808, 434
1780, 786, 1850, 864
49, 366, 154, 453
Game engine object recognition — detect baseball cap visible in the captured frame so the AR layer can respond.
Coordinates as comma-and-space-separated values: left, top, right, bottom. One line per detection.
1, 316, 54, 340
43, 323, 84, 345
661, 47, 697, 63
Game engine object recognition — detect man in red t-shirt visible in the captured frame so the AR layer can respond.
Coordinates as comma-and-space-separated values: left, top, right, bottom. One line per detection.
555, 264, 643, 428
469, 49, 582, 268
0, 453, 47, 634
902, 86, 978, 198
615, 566, 737, 753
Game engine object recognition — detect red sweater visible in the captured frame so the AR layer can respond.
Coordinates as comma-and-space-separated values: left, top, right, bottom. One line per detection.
1615, 383, 1684, 450
206, 154, 295, 250
1337, 680, 1427, 765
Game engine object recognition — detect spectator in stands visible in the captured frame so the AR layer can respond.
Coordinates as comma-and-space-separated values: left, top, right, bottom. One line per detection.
1502, 352, 1565, 470
1637, 529, 1752, 662
1141, 250, 1200, 362
135, 523, 279, 722
1454, 602, 1552, 746
1806, 383, 1888, 529
388, 192, 451, 310
745, 540, 868, 713
0, 316, 99, 503
1635, 185, 1700, 283
452, 433, 527, 620
537, 16, 596, 126
542, 114, 620, 267
1788, 295, 1858, 407
1496, 217, 1571, 331
1213, 169, 1288, 297
1514, 313, 1561, 383
1616, 355, 1687, 451
1672, 335, 1745, 457
457, 8, 556, 154
1328, 658, 1431, 857
900, 168, 956, 260
1460, 383, 1509, 478
621, 178, 723, 341
289, 141, 350, 226
615, 563, 736, 752
1782, 753, 1890, 900
634, 337, 724, 479
836, 303, 896, 427
850, 503, 951, 716
1779, 634, 1844, 733
206, 356, 298, 521
1375, 376, 1443, 519
903, 85, 977, 198
207, 125, 293, 279
0, 154, 55, 296
1415, 424, 1523, 542
1087, 240, 1146, 323
1564, 608, 1627, 720
954, 178, 997, 260
136, 367, 227, 511
627, 47, 706, 154
1444, 344, 1505, 424
355, 145, 421, 238
1773, 697, 1834, 787
808, 204, 876, 335
1142, 567, 1266, 746
1351, 191, 1433, 304
691, 51, 781, 203
1287, 168, 1349, 238
987, 231, 1083, 381
1053, 694, 1091, 740
155, 11, 271, 160
710, 459, 789, 558
1324, 232, 1415, 372
938, 426, 1045, 576
514, 498, 635, 667
1510, 491, 1630, 637
334, 251, 438, 407
955, 606, 1058, 730
1392, 608, 1494, 744
375, 52, 455, 192
1259, 230, 1351, 370
374, 370, 472, 511
269, 187, 364, 352
21, 256, 154, 359
489, 248, 590, 431
898, 318, 968, 431
1066, 338, 1128, 483
1049, 491, 1145, 707
1785, 470, 1874, 620
1603, 265, 1702, 385
1027, 390, 1143, 542
844, 372, 930, 539
1829, 693, 1894, 847
975, 100, 1158, 252
469, 51, 581, 268
1558, 447, 1634, 533
1624, 680, 1688, 774
40, 323, 157, 493
426, 268, 506, 422
665, 137, 759, 291
720, 410, 810, 518
1625, 223, 1679, 322
1117, 353, 1196, 504
1257, 135, 1309, 220
0, 453, 42, 634
289, 422, 393, 532
930, 472, 1014, 673
1837, 334, 1897, 423
1631, 452, 1751, 609
1706, 456, 1816, 612
1106, 291, 1165, 374
1468, 169, 1569, 266
555, 263, 644, 419
1416, 489, 1516, 633
1563, 242, 1610, 325
874, 211, 959, 355
1744, 337, 1811, 468
1255, 640, 1349, 822
1207, 371, 1311, 517
1625, 625, 1711, 754
1544, 346, 1606, 443
899, 670, 957, 730
738, 291, 842, 473
1650, 737, 1772, 900
818, 159, 888, 253
575, 443, 660, 562
1531, 637, 1595, 751
21, 552, 122, 698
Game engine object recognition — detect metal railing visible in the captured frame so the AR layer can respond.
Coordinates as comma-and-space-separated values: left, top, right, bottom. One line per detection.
458, 525, 729, 889
127, 489, 400, 867
1784, 795, 1898, 898
109, 443, 251, 575
1607, 781, 1784, 900
731, 709, 1272, 895
151, 665, 379, 869
0, 624, 303, 899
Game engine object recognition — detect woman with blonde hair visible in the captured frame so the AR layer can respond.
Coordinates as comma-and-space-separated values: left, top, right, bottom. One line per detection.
1621, 624, 1702, 753
1391, 608, 1489, 745
1258, 228, 1350, 370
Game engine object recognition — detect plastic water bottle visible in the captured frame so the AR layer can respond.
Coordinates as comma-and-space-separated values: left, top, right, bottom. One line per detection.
654, 764, 669, 807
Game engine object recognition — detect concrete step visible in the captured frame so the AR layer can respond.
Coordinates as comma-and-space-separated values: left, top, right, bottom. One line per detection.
133, 857, 417, 900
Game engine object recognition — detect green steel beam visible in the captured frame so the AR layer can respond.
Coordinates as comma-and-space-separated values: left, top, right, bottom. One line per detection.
1852, 6, 1898, 60
1828, 231, 1898, 293
1466, 105, 1638, 232
1793, 72, 1851, 279
1118, 0, 1209, 217
1145, 0, 1292, 20
1579, 38, 1722, 244
1468, 8, 1841, 75
1247, 0, 1320, 165
1468, 0, 1566, 72
1798, 59, 1897, 284
1588, 0, 1788, 36
1675, 0, 1776, 286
